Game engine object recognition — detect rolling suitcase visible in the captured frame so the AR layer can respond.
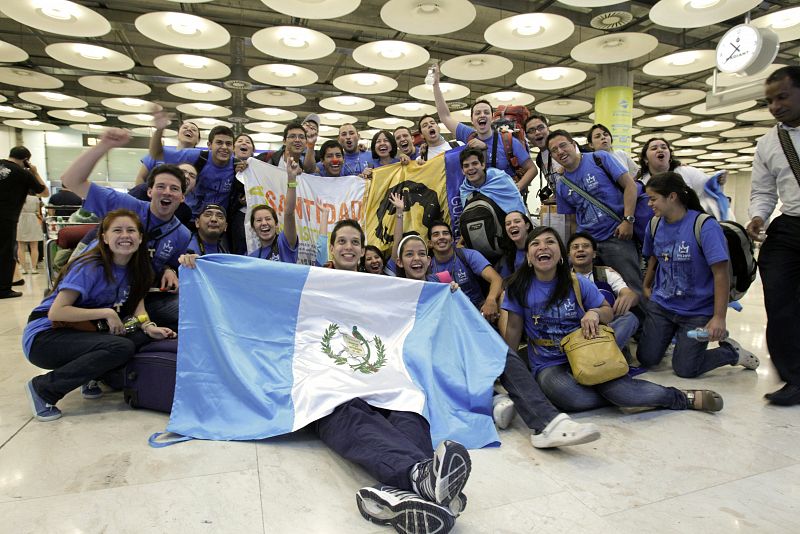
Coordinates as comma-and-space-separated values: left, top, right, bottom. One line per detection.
123, 339, 178, 413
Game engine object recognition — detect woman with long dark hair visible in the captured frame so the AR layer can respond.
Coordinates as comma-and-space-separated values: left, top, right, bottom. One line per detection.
394, 231, 604, 448
497, 210, 533, 278
638, 137, 728, 220
503, 225, 724, 413
22, 209, 175, 421
247, 157, 300, 262
638, 172, 758, 377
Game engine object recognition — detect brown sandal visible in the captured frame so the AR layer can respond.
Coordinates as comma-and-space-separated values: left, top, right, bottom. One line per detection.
685, 390, 724, 412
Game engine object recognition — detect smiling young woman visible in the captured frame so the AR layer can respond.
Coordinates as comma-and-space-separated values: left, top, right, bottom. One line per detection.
22, 209, 175, 422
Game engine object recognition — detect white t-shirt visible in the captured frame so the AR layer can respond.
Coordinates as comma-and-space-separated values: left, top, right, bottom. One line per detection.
579, 267, 627, 296
416, 137, 452, 161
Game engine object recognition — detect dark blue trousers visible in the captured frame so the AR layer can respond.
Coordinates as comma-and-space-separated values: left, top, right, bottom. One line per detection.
315, 397, 433, 490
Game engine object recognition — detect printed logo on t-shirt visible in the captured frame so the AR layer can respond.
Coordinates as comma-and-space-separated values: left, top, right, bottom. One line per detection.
160, 239, 174, 259
455, 268, 469, 285
113, 287, 130, 312
676, 241, 691, 261
563, 299, 577, 318
0, 165, 10, 180
584, 173, 599, 191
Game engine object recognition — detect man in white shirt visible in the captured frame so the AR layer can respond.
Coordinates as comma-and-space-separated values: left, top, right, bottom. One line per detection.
416, 115, 453, 162
746, 66, 800, 406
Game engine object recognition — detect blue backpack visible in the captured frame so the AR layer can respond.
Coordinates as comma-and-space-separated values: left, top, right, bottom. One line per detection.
649, 213, 757, 302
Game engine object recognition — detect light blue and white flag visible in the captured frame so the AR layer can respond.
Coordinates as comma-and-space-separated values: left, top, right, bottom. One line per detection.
167, 255, 507, 449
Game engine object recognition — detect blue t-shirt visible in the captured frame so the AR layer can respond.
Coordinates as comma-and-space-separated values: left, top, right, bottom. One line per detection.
455, 123, 531, 179
247, 232, 298, 263
187, 234, 226, 255
460, 167, 527, 215
83, 183, 191, 275
140, 146, 180, 171
162, 148, 234, 218
643, 210, 729, 316
497, 248, 526, 278
372, 157, 399, 168
22, 261, 131, 358
502, 275, 605, 375
556, 150, 628, 241
342, 151, 372, 176
429, 248, 490, 308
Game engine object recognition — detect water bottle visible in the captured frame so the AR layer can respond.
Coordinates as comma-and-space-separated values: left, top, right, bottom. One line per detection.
687, 328, 729, 341
425, 66, 435, 86
123, 314, 150, 335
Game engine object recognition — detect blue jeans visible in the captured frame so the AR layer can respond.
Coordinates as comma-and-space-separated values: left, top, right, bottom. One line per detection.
145, 292, 180, 332
499, 349, 560, 433
28, 328, 149, 404
536, 364, 688, 412
597, 236, 643, 296
638, 301, 737, 378
610, 312, 639, 349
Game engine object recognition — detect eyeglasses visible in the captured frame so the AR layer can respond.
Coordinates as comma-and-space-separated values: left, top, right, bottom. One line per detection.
549, 141, 573, 154
286, 134, 306, 140
526, 124, 547, 134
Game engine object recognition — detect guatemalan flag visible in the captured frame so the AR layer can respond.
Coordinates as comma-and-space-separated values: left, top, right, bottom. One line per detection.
166, 255, 507, 449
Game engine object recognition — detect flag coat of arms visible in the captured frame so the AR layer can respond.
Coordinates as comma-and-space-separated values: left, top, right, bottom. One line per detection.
167, 255, 507, 449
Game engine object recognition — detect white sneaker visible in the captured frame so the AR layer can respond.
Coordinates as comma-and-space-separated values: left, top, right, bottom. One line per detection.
492, 393, 515, 430
723, 338, 759, 370
531, 413, 601, 449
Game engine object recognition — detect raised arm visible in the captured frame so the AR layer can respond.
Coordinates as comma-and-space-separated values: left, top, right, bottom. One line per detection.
432, 64, 460, 136
148, 112, 171, 161
134, 163, 150, 185
62, 127, 131, 198
284, 157, 300, 248
388, 192, 405, 262
302, 128, 318, 174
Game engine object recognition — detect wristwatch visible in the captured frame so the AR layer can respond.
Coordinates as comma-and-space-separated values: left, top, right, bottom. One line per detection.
624, 215, 635, 224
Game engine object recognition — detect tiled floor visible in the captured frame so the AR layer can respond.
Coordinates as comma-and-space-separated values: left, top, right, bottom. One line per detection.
1, 273, 798, 533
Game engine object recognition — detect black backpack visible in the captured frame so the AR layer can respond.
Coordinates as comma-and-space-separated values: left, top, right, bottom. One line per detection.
649, 213, 757, 302
458, 192, 506, 263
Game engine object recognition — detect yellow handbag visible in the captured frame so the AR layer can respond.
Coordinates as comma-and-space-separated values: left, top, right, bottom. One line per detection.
560, 275, 629, 386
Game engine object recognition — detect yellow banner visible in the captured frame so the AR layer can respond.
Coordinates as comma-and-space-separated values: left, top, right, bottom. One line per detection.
364, 157, 450, 258
594, 86, 634, 153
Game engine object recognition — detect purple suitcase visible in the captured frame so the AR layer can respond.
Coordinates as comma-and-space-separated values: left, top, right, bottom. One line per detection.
123, 339, 178, 413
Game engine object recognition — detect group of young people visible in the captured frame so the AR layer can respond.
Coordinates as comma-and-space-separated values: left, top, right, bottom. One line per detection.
20, 79, 762, 534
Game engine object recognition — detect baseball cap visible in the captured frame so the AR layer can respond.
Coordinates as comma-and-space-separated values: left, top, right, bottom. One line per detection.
200, 203, 227, 218
303, 113, 320, 127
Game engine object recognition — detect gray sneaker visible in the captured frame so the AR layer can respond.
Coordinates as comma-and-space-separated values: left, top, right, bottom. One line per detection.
356, 485, 455, 534
410, 440, 471, 508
